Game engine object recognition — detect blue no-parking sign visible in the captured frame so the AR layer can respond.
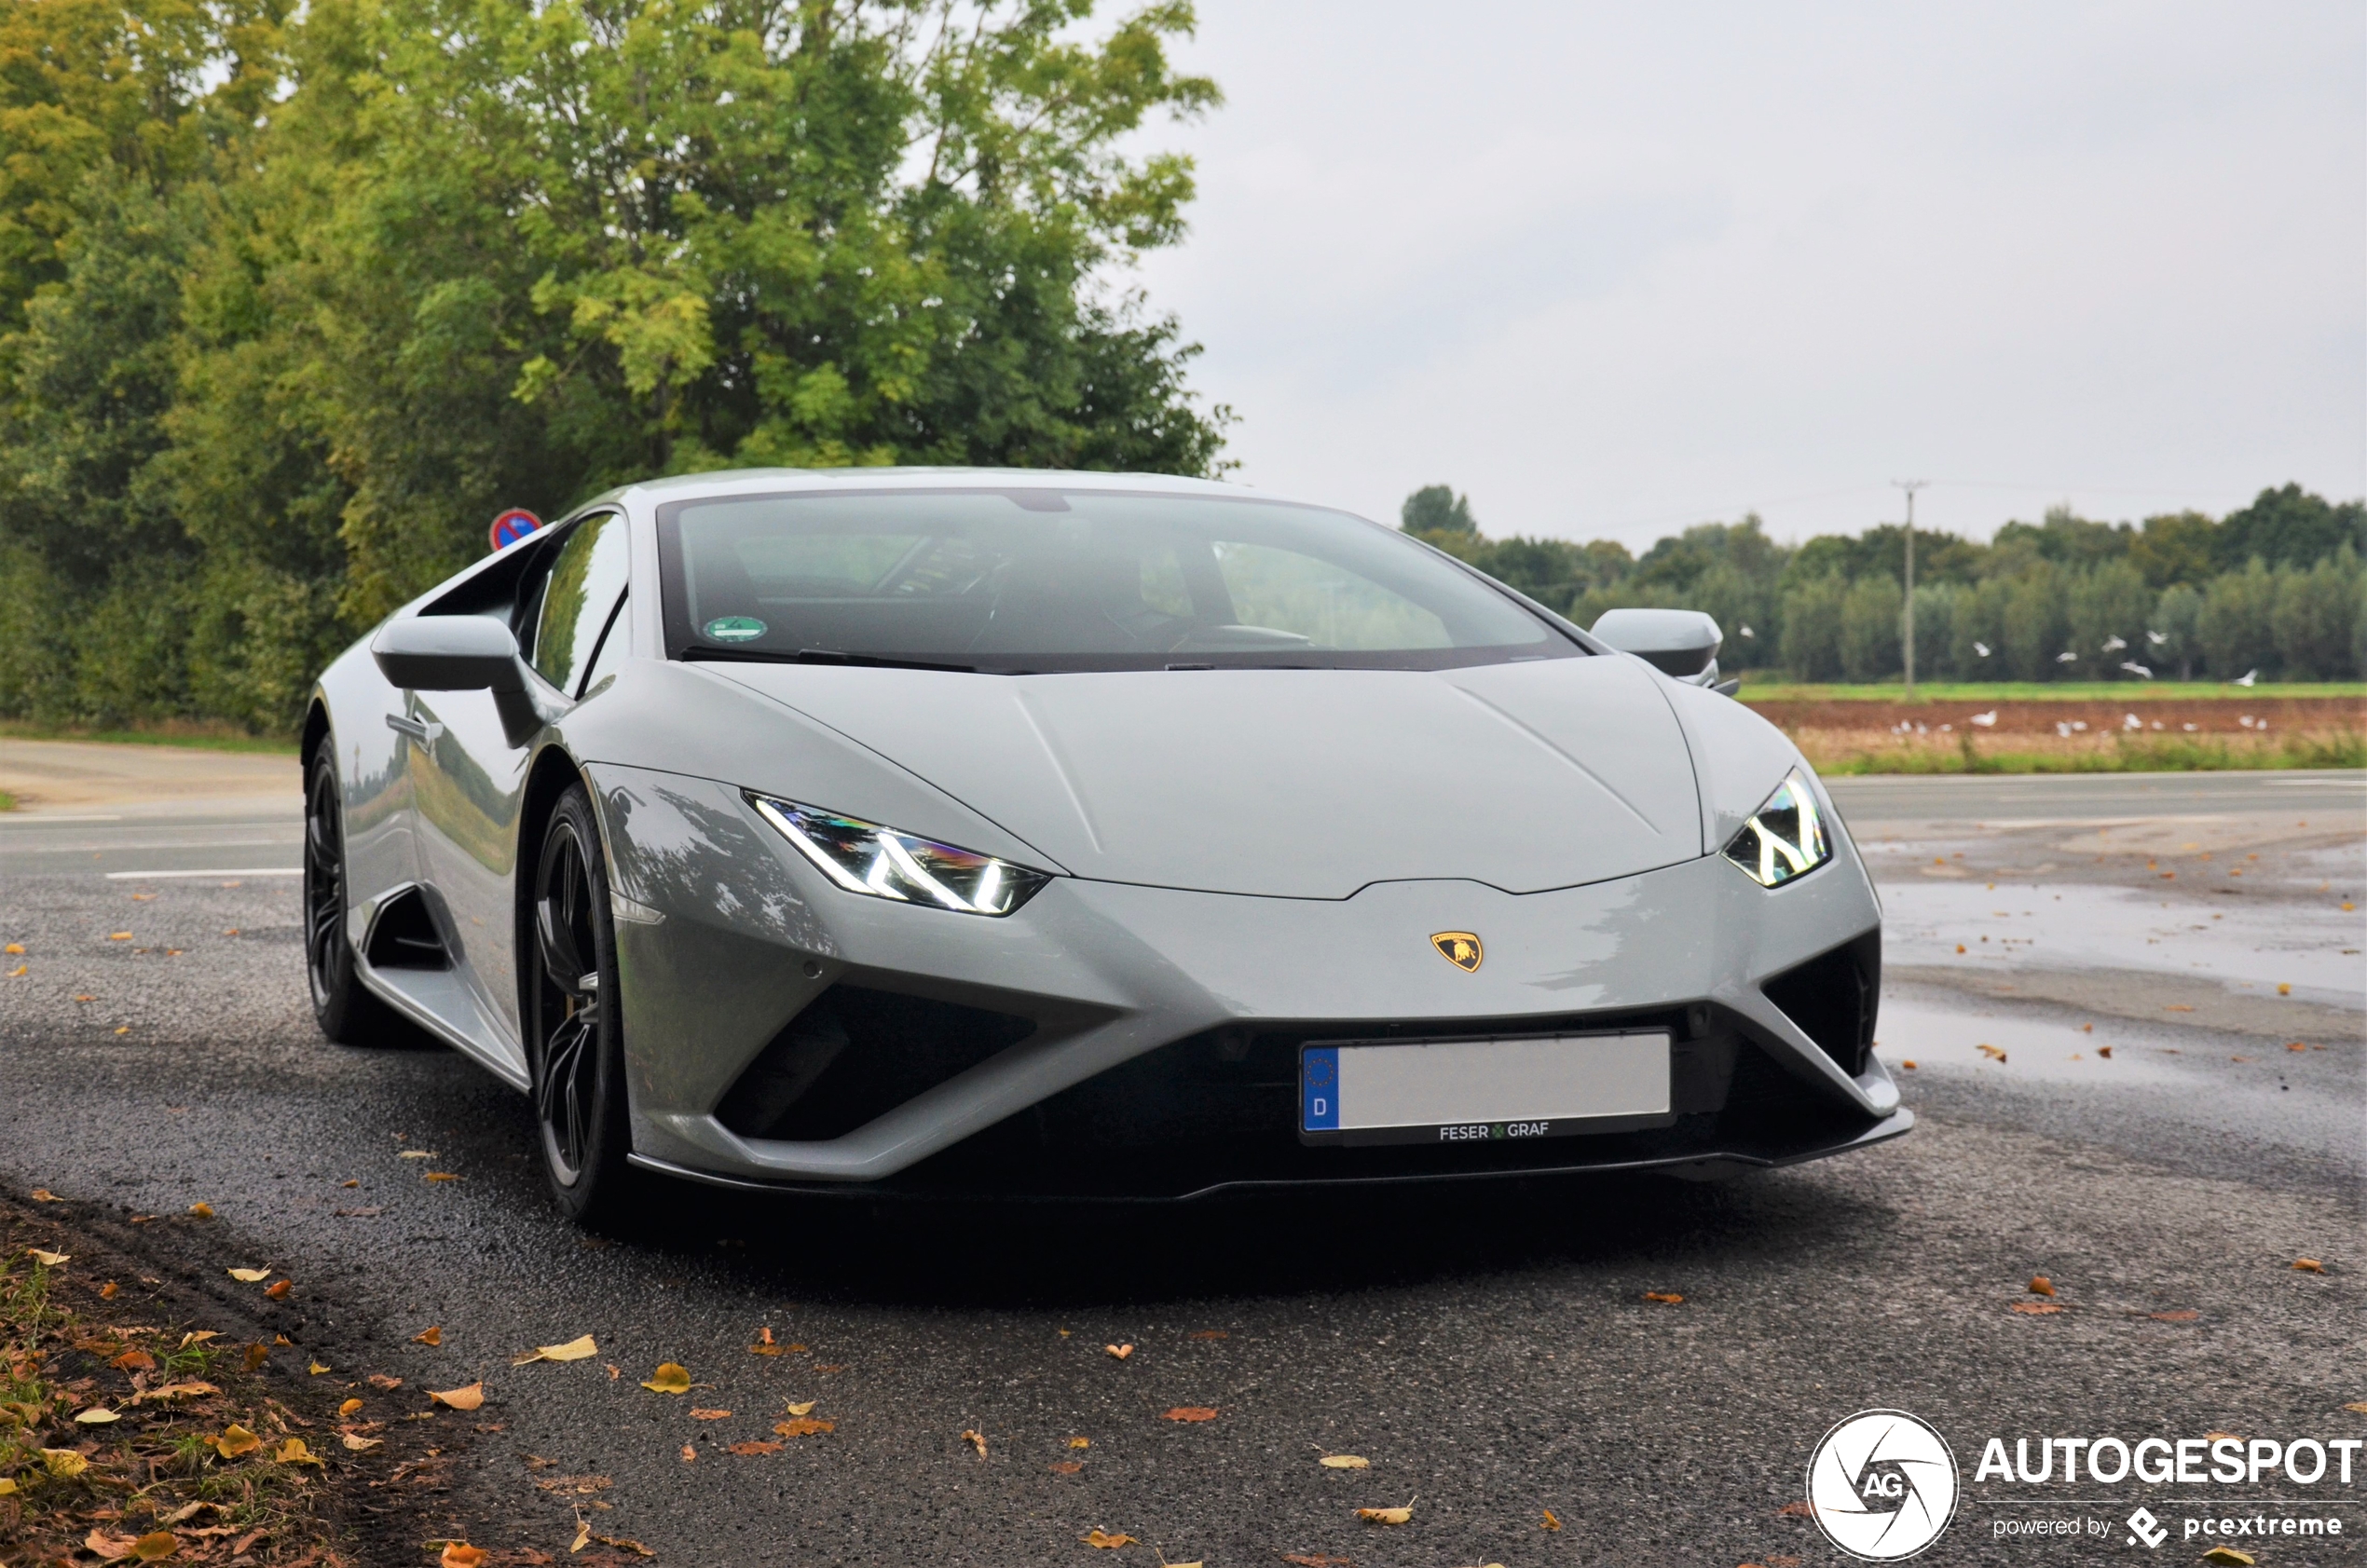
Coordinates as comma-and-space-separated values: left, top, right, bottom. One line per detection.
489, 508, 542, 552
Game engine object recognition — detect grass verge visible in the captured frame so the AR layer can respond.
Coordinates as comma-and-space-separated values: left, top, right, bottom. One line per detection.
0, 791, 15, 812
1737, 680, 2367, 702
0, 1208, 343, 1565
0, 722, 296, 757
1808, 728, 2367, 775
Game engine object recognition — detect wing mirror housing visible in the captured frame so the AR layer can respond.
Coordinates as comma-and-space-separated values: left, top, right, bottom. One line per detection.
1590, 607, 1728, 689
372, 615, 526, 692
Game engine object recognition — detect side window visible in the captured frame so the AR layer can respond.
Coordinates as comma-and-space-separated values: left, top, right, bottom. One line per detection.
574, 593, 630, 697
528, 514, 630, 693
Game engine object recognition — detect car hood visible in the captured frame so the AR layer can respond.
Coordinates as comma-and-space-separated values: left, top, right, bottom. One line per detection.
705, 655, 1705, 899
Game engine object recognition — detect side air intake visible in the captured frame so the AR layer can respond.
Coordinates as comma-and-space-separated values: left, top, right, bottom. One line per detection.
716, 986, 1035, 1143
1759, 930, 1880, 1077
364, 888, 449, 971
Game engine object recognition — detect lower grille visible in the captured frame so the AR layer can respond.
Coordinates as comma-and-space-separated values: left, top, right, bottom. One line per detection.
716, 986, 1035, 1142
1759, 930, 1881, 1077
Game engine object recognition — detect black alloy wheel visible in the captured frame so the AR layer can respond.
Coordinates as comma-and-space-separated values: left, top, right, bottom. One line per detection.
304, 749, 394, 1043
530, 784, 635, 1220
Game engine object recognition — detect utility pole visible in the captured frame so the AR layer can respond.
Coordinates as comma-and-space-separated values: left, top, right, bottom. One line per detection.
1894, 481, 1926, 699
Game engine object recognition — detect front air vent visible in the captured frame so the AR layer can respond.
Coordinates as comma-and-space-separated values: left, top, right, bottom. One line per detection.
364, 888, 449, 971
1759, 930, 1880, 1077
716, 986, 1035, 1143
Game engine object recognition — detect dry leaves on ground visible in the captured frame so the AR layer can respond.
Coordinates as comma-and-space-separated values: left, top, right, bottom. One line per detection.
441, 1546, 488, 1568
1775, 1500, 1815, 1519
1104, 1343, 1133, 1360
429, 1382, 487, 1411
2200, 1548, 2255, 1566
2027, 1276, 2055, 1297
1081, 1529, 1136, 1548
2292, 1258, 2325, 1273
782, 1400, 817, 1416
750, 1327, 785, 1356
1976, 1043, 2006, 1062
75, 1406, 120, 1424
2010, 1302, 2063, 1316
208, 1425, 262, 1458
1162, 1407, 1219, 1423
265, 1279, 292, 1299
774, 1417, 833, 1438
515, 1334, 598, 1365
641, 1363, 691, 1394
1540, 1507, 1562, 1531
2150, 1310, 2200, 1322
1356, 1500, 1414, 1526
960, 1428, 987, 1458
414, 1326, 443, 1344
367, 1373, 403, 1390
276, 1437, 323, 1466
1187, 1329, 1227, 1340
342, 1433, 383, 1452
27, 1248, 68, 1266
227, 1266, 272, 1282
1049, 1461, 1084, 1475
1319, 1454, 1369, 1469
1642, 1291, 1683, 1304
188, 1203, 213, 1219
1068, 1437, 1090, 1449
729, 1440, 783, 1456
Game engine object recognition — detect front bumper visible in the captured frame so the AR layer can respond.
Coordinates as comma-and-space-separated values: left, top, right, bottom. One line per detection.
589, 764, 1902, 1197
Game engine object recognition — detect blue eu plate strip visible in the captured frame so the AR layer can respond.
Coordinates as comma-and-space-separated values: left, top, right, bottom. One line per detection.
1301, 1046, 1340, 1131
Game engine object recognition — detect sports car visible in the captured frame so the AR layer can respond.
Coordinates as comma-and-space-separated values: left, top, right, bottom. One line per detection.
303, 469, 1907, 1221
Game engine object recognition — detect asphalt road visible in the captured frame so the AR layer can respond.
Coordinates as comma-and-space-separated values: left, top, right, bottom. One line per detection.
2, 767, 2361, 1565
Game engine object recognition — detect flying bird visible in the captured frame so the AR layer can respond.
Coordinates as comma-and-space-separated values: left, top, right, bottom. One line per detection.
2117, 661, 2152, 679
2145, 630, 2168, 646
2100, 634, 2127, 652
2232, 669, 2257, 687
1972, 641, 1991, 658
2055, 650, 2078, 663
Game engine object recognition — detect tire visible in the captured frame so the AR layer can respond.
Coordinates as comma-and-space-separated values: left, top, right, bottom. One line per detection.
528, 783, 639, 1225
304, 748, 399, 1044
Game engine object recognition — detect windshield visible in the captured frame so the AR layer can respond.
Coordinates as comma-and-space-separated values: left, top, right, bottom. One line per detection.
655, 487, 1575, 674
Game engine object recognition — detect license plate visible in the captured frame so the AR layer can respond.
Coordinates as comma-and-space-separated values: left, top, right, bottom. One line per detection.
1299, 1030, 1673, 1146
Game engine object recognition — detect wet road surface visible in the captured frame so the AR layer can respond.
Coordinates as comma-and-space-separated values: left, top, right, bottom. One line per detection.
1, 767, 2360, 1564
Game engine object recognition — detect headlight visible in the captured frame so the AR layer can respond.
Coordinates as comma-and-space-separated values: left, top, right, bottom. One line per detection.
1723, 768, 1831, 888
748, 795, 1052, 916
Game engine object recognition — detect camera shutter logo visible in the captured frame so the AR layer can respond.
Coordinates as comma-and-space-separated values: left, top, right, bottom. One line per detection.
1805, 1409, 1960, 1561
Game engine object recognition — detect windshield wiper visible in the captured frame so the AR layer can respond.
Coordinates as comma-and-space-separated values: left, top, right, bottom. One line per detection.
679, 645, 979, 675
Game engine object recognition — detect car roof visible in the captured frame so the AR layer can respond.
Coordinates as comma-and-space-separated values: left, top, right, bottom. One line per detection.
591, 467, 1288, 512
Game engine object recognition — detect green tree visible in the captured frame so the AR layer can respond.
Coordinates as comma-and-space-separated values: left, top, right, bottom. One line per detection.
2270, 549, 2361, 679
1837, 574, 1901, 682
2215, 484, 2367, 571
2001, 565, 2068, 681
2150, 583, 2202, 680
1991, 504, 2133, 572
1909, 581, 1956, 679
2196, 560, 2278, 678
2128, 510, 2218, 590
1950, 577, 2011, 679
2064, 560, 2154, 680
1779, 573, 1847, 681
1400, 484, 1477, 539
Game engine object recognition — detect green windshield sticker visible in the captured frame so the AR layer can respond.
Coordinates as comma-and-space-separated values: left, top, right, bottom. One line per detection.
704, 616, 766, 643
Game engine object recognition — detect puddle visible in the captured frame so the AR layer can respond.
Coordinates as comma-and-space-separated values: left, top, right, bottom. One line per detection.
1878, 880, 2366, 1009
1875, 998, 2196, 1085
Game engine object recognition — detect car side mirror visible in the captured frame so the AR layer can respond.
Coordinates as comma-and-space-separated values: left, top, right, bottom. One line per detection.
1590, 607, 1726, 688
372, 616, 527, 693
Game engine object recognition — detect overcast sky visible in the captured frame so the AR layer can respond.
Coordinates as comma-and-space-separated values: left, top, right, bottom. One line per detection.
1127, 3, 2366, 552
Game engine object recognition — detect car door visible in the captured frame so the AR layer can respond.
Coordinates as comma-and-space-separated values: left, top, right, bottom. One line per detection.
411, 511, 632, 1067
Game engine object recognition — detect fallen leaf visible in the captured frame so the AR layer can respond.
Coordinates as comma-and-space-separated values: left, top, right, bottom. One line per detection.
1105, 1343, 1133, 1359
1356, 1501, 1415, 1526
729, 1440, 783, 1456
775, 1417, 833, 1438
400, 1151, 433, 1159
242, 1343, 268, 1371
0, 1479, 15, 1496
2164, 1003, 2193, 1013
1541, 1507, 1562, 1531
2028, 1275, 2056, 1297
29, 1187, 58, 1201
308, 1360, 331, 1374
2343, 1401, 2367, 1414
961, 1428, 988, 1457
2205, 1431, 2243, 1441
691, 1408, 732, 1421
28, 1248, 68, 1266
1320, 1454, 1370, 1469
429, 1382, 486, 1411
2098, 1046, 2113, 1058
113, 1347, 156, 1371
42, 1446, 90, 1477
76, 1406, 121, 1424
226, 1266, 269, 1282
750, 1327, 784, 1356
679, 1444, 695, 1462
2288, 1041, 2310, 1052
2149, 1310, 2201, 1322
101, 1280, 118, 1298
2201, 1548, 2255, 1566
414, 1326, 443, 1345
2010, 1302, 2062, 1315
1279, 1557, 1353, 1567
188, 1202, 213, 1218
211, 1425, 263, 1457
1081, 1529, 1136, 1548
86, 1530, 140, 1561
341, 1433, 383, 1452
1976, 1043, 2006, 1062
1899, 1059, 1916, 1070
1775, 1500, 1815, 1519
424, 1171, 459, 1182
1642, 1291, 1684, 1304
1163, 1407, 1219, 1423
814, 1362, 847, 1373
265, 1279, 292, 1300
3, 943, 20, 954
136, 1381, 218, 1403
1049, 1460, 1085, 1474
440, 1548, 488, 1568
641, 1362, 691, 1394
783, 1400, 817, 1416
367, 1373, 403, 1390
1069, 1437, 1090, 1449
570, 1519, 592, 1555
275, 1438, 322, 1466
110, 931, 132, 940
514, 1334, 599, 1365
593, 1538, 652, 1558
2293, 1258, 2325, 1273
1188, 1329, 1227, 1340
340, 1178, 360, 1188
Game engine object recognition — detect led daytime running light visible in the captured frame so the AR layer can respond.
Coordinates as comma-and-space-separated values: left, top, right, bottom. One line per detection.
749, 795, 1050, 917
1722, 769, 1832, 888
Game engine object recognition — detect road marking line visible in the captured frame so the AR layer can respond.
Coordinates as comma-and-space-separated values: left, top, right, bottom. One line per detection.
103, 867, 302, 879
